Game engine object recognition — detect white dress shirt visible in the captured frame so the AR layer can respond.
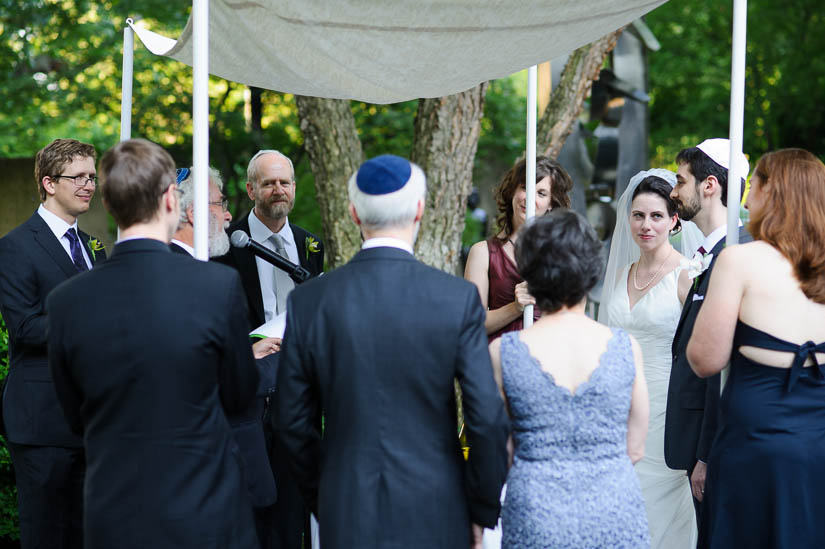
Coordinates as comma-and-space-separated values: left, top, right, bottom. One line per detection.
361, 237, 414, 255
699, 219, 743, 254
170, 239, 196, 256
248, 210, 300, 322
37, 204, 92, 268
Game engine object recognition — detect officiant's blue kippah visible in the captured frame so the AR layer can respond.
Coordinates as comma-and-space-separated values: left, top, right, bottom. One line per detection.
356, 155, 411, 195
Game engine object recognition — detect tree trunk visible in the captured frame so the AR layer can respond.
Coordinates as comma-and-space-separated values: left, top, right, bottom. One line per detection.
294, 95, 364, 269
411, 83, 488, 273
538, 28, 624, 159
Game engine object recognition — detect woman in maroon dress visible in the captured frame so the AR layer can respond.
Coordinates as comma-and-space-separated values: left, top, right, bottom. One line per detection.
464, 156, 572, 342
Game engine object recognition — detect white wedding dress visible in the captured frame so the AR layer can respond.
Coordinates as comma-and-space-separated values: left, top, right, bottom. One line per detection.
605, 265, 696, 549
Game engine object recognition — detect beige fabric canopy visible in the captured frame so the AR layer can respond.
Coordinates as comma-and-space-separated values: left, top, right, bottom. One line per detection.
131, 0, 667, 104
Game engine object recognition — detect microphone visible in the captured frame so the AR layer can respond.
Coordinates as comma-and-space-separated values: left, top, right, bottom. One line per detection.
230, 230, 311, 284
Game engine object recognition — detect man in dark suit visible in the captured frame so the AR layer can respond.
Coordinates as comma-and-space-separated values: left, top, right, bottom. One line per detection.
665, 138, 752, 532
46, 138, 259, 549
218, 150, 323, 549
275, 155, 510, 549
220, 150, 324, 332
169, 164, 280, 544
0, 138, 106, 549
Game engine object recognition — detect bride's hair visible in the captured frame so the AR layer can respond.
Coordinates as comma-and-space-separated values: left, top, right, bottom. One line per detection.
749, 149, 825, 304
631, 175, 682, 235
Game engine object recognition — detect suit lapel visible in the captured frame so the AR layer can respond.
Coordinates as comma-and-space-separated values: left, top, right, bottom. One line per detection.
78, 229, 103, 266
673, 232, 732, 350
29, 214, 78, 278
294, 228, 308, 269
673, 283, 696, 353
234, 214, 266, 325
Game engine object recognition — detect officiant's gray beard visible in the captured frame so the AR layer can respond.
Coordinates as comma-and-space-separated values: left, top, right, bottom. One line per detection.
412, 221, 420, 246
208, 218, 231, 257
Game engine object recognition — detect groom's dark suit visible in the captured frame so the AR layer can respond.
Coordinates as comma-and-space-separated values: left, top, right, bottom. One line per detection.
46, 239, 259, 549
275, 246, 510, 549
0, 211, 105, 549
665, 226, 751, 525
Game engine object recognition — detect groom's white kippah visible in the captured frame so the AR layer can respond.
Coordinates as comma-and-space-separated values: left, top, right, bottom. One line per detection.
696, 138, 750, 177
356, 154, 413, 195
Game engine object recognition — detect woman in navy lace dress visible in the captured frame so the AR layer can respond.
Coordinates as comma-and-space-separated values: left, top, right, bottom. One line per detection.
688, 149, 825, 548
489, 210, 651, 548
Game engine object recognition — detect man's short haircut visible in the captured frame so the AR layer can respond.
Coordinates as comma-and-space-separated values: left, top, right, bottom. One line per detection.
247, 150, 294, 186
515, 209, 603, 314
347, 162, 427, 231
676, 147, 746, 207
34, 138, 96, 202
99, 139, 176, 228
177, 166, 224, 225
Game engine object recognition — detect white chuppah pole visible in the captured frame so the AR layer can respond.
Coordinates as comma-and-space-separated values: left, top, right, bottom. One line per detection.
192, 0, 209, 261
722, 0, 748, 391
120, 19, 134, 142
523, 65, 538, 328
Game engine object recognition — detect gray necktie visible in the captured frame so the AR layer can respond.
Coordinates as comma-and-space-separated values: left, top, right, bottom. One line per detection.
270, 233, 294, 315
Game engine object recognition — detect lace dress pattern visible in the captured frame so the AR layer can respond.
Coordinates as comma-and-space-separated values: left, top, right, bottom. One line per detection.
500, 330, 649, 548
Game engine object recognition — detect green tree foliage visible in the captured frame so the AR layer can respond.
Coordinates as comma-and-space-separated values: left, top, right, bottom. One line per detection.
0, 314, 18, 542
647, 0, 825, 165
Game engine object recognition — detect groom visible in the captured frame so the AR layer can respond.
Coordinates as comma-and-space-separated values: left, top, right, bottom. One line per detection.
665, 138, 751, 531
274, 154, 509, 549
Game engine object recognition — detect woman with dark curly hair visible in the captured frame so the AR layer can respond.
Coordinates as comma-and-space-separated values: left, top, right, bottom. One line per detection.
464, 156, 572, 342
688, 149, 825, 548
490, 210, 650, 548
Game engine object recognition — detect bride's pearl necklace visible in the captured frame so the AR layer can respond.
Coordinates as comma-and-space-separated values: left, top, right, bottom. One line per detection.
633, 247, 673, 291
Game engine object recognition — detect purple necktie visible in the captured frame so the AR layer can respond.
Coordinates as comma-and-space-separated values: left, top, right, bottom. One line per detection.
64, 228, 89, 272
697, 246, 707, 255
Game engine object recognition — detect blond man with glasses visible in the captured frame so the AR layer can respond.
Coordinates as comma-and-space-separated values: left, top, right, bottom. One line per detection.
0, 138, 107, 549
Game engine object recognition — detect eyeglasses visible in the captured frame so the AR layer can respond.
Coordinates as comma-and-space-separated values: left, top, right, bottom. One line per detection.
52, 174, 97, 187
209, 196, 229, 210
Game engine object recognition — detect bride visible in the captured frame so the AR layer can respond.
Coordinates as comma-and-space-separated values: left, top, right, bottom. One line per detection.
599, 169, 702, 549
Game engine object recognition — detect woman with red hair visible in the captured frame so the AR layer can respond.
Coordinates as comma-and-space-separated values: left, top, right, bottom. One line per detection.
687, 149, 825, 548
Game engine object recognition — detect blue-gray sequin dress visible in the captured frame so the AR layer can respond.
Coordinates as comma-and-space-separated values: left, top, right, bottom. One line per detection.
500, 329, 649, 548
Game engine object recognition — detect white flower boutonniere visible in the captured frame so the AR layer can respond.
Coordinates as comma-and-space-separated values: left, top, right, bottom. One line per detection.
681, 252, 714, 282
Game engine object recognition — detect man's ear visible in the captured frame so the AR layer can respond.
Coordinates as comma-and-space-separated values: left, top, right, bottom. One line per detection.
163, 184, 178, 214
41, 176, 56, 197
413, 198, 424, 223
348, 203, 362, 226
186, 206, 195, 225
246, 181, 256, 201
702, 175, 719, 199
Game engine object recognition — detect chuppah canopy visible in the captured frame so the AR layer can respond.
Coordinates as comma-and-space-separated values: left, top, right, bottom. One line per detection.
124, 0, 747, 382
129, 0, 668, 104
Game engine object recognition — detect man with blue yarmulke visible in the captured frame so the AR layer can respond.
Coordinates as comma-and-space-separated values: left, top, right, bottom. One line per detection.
274, 155, 510, 549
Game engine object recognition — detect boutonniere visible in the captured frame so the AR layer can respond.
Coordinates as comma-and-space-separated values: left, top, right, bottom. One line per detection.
681, 252, 713, 289
87, 238, 105, 261
305, 236, 320, 260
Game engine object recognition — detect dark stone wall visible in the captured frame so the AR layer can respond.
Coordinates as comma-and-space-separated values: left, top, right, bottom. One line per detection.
0, 158, 115, 251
